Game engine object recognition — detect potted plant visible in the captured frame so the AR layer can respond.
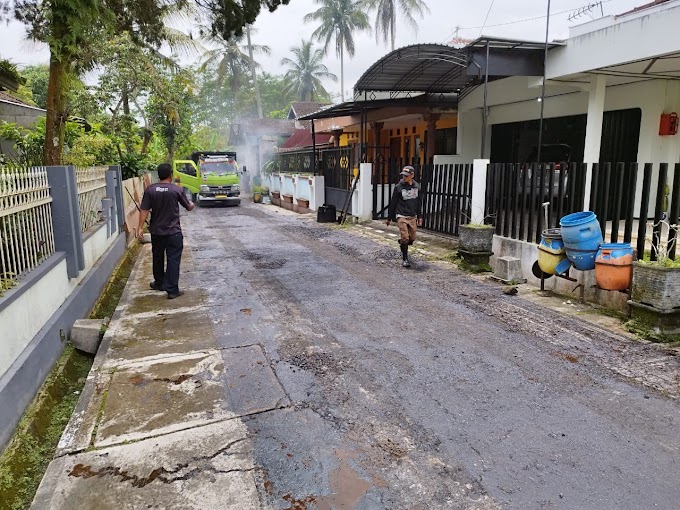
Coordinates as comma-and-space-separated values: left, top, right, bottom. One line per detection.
458, 223, 495, 253
628, 220, 680, 342
252, 186, 267, 203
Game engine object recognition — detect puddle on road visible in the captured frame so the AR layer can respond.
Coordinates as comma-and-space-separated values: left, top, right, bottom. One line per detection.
315, 450, 373, 510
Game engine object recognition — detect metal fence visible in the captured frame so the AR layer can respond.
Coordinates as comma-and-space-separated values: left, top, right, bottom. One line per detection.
486, 162, 680, 261
76, 166, 108, 233
278, 150, 317, 174
0, 166, 55, 290
372, 157, 472, 236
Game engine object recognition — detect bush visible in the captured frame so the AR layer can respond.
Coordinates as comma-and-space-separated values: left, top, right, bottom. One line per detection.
119, 152, 156, 180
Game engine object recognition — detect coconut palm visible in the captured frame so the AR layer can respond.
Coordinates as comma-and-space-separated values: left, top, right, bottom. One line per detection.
304, 0, 370, 102
363, 0, 430, 51
281, 39, 337, 102
200, 32, 270, 94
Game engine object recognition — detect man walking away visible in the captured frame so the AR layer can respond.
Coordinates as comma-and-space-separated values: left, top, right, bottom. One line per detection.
137, 163, 195, 299
386, 165, 423, 268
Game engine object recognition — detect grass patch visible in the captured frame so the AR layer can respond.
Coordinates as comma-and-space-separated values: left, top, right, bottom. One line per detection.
458, 260, 493, 274
0, 244, 140, 510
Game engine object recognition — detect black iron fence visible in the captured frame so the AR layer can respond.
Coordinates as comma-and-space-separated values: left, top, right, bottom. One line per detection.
372, 157, 473, 236
278, 149, 318, 174
320, 147, 354, 190
486, 162, 680, 261
486, 163, 588, 243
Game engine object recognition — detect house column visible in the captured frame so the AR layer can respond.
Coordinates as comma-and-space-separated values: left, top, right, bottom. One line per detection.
425, 113, 440, 163
583, 75, 606, 210
370, 121, 384, 163
331, 129, 343, 148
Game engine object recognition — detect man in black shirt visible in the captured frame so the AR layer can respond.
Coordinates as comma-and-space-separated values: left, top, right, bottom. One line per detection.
387, 165, 423, 268
137, 163, 195, 299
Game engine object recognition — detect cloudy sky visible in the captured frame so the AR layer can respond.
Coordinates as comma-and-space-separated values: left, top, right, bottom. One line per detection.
2, 0, 644, 101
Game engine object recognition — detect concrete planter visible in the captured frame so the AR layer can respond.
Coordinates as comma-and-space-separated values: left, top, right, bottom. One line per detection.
459, 224, 494, 253
631, 262, 680, 311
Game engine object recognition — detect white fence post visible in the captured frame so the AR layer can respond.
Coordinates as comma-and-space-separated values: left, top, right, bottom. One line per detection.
310, 176, 324, 211
471, 159, 490, 224
357, 163, 373, 221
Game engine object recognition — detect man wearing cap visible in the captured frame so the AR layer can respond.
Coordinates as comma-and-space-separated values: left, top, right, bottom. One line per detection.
386, 166, 423, 267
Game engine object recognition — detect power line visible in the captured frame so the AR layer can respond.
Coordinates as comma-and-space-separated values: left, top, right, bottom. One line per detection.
479, 0, 497, 37
446, 0, 614, 36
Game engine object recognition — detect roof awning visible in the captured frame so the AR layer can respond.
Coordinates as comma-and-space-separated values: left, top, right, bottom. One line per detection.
298, 94, 458, 121
353, 38, 563, 98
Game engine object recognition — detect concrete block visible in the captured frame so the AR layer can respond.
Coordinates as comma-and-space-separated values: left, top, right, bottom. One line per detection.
71, 319, 104, 354
495, 256, 523, 282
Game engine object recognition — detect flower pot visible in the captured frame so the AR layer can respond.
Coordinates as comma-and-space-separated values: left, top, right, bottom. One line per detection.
282, 194, 294, 204
271, 191, 280, 199
631, 262, 680, 311
297, 198, 309, 209
459, 224, 494, 253
253, 193, 262, 203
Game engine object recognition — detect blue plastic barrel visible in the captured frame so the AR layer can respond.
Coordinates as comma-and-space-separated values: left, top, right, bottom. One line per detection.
559, 212, 603, 271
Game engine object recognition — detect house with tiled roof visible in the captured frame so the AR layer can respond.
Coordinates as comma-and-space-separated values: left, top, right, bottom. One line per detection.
0, 69, 45, 161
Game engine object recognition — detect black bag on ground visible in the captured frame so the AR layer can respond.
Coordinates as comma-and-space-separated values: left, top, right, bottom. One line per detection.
317, 204, 337, 223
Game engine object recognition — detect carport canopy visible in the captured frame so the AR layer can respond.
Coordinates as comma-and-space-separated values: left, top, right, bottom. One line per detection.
352, 38, 563, 98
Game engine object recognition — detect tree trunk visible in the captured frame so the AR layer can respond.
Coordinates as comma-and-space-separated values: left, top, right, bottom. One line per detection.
44, 56, 67, 165
122, 88, 130, 116
340, 44, 345, 103
246, 25, 264, 119
391, 8, 396, 52
141, 130, 153, 155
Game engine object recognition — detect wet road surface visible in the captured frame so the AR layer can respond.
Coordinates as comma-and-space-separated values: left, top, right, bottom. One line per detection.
183, 202, 680, 510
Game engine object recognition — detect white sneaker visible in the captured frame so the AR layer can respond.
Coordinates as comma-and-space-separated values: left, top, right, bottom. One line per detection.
402, 259, 411, 268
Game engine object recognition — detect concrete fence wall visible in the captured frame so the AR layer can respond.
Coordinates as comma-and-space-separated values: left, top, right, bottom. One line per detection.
268, 172, 324, 212
0, 165, 127, 452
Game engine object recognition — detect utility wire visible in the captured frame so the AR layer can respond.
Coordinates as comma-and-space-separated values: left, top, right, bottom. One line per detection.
445, 0, 614, 39
479, 0, 497, 37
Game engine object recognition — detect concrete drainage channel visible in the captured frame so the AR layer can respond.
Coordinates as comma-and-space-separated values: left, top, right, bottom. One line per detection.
0, 244, 140, 510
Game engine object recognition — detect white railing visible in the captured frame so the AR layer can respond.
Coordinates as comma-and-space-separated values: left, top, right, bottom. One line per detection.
0, 166, 56, 290
76, 166, 107, 233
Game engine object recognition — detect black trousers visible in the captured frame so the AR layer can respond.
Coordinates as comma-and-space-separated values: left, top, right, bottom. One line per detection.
151, 233, 184, 295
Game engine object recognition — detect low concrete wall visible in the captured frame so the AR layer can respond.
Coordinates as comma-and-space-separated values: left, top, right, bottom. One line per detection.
491, 235, 630, 311
0, 231, 126, 451
0, 224, 118, 376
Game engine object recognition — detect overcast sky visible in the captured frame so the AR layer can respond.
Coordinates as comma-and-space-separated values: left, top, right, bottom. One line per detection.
2, 0, 644, 101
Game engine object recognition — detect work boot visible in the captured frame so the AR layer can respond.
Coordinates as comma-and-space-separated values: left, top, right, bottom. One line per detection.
400, 243, 410, 267
150, 281, 164, 291
167, 290, 185, 300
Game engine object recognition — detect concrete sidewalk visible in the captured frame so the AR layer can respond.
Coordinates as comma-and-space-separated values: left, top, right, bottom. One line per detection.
32, 243, 288, 509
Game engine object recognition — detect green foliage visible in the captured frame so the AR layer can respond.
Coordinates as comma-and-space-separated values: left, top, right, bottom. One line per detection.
18, 65, 49, 108
281, 39, 337, 101
363, 0, 430, 50
0, 119, 45, 165
119, 151, 155, 180
0, 58, 25, 85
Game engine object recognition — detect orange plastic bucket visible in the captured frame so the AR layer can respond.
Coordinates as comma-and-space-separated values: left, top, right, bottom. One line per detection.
594, 243, 633, 291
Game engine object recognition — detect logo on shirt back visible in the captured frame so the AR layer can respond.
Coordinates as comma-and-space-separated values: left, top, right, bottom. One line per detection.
157, 187, 169, 193
401, 188, 419, 200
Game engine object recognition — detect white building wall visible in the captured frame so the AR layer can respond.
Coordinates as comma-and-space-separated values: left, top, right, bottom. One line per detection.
458, 77, 680, 216
0, 225, 118, 377
547, 2, 680, 79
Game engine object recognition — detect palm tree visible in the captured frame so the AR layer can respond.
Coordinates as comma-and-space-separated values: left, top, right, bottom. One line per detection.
363, 0, 430, 51
304, 0, 370, 102
281, 39, 337, 102
200, 33, 270, 94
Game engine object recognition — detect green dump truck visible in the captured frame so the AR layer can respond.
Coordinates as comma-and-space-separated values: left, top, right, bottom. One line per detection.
173, 151, 242, 206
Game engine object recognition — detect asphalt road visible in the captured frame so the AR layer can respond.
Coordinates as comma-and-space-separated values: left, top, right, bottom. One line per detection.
183, 201, 680, 510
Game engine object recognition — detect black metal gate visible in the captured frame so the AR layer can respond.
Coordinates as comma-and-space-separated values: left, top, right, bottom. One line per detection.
321, 147, 354, 212
372, 158, 473, 236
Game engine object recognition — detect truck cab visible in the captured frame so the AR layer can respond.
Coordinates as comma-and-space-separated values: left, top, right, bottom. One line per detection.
173, 151, 242, 206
